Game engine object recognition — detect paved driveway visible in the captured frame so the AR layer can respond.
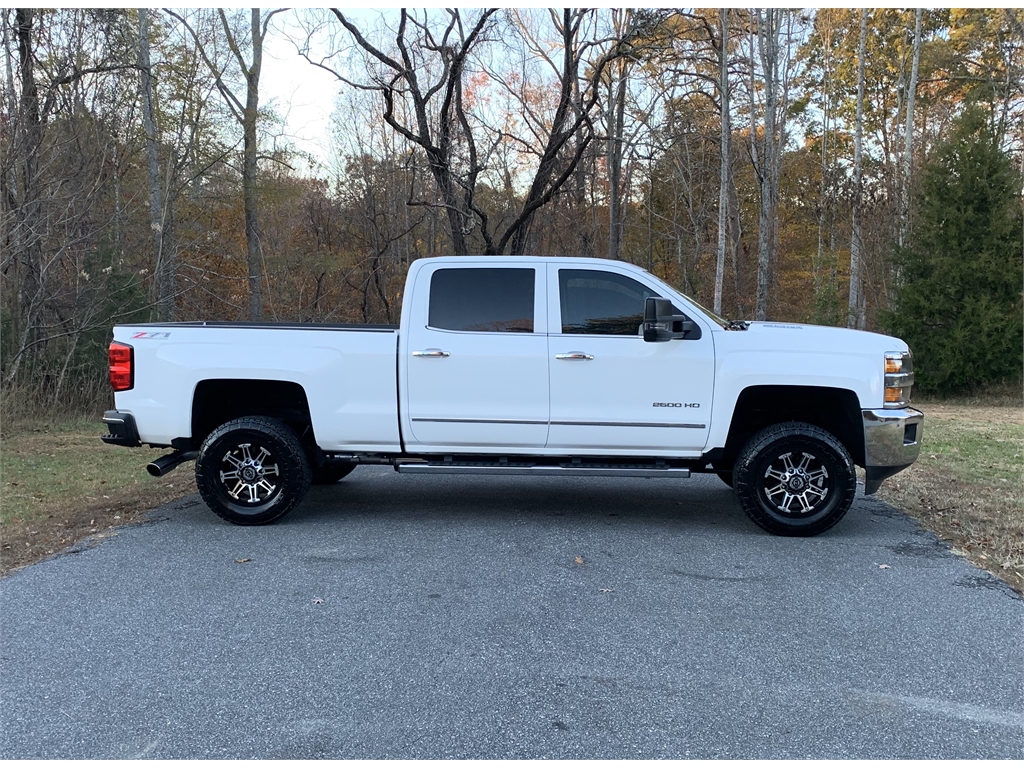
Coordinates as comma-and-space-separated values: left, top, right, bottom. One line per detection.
1, 468, 1021, 758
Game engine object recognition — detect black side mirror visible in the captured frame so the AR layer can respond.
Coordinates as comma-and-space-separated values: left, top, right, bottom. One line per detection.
643, 297, 701, 342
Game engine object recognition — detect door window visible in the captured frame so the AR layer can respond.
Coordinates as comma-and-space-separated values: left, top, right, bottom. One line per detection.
559, 269, 670, 335
428, 268, 535, 333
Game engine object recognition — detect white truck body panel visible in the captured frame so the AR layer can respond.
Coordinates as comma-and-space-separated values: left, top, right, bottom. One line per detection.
106, 254, 923, 534
115, 326, 402, 452
113, 255, 911, 458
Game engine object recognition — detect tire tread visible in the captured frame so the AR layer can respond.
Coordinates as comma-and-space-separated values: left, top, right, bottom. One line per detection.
733, 421, 857, 537
195, 416, 312, 525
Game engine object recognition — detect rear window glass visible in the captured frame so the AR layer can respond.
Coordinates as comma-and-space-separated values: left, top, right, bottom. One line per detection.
428, 268, 535, 333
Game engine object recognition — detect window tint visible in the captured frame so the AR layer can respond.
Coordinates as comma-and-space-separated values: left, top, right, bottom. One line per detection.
428, 268, 535, 333
559, 269, 667, 335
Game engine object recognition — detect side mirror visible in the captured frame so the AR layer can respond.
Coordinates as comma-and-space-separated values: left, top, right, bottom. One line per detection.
643, 297, 701, 342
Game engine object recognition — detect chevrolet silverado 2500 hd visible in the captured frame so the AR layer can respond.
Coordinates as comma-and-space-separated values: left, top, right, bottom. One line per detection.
102, 256, 923, 536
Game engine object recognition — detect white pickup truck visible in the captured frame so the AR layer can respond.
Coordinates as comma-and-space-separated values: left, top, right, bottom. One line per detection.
103, 255, 923, 536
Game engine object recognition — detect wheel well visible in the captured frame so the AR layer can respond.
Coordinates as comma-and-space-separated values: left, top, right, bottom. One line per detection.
718, 386, 864, 469
190, 379, 314, 448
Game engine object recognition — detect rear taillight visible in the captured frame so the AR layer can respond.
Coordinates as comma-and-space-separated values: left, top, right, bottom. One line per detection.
109, 342, 133, 391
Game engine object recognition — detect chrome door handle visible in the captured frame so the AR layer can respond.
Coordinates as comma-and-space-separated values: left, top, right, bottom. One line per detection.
412, 348, 450, 358
555, 352, 594, 361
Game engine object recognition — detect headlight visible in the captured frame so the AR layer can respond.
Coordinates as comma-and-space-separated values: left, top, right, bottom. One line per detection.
884, 351, 913, 407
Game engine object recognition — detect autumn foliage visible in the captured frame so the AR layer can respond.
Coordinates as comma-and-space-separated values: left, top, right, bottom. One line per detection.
2, 9, 1021, 418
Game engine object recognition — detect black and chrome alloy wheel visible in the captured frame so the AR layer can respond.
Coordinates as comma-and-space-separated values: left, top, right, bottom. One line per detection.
759, 449, 830, 517
196, 417, 312, 526
733, 422, 857, 537
219, 441, 281, 504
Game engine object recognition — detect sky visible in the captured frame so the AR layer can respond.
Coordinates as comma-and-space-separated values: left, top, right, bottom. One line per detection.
259, 11, 354, 172
261, 33, 340, 170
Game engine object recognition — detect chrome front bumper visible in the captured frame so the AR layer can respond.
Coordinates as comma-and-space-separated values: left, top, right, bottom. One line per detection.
862, 407, 924, 495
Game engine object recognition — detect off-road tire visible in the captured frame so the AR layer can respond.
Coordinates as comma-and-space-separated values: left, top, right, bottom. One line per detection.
196, 417, 312, 526
311, 462, 357, 485
733, 422, 856, 537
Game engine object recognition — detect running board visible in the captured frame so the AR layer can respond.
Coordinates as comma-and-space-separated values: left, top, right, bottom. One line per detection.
394, 463, 690, 479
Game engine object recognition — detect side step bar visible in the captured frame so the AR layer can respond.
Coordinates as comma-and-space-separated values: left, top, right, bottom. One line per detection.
395, 463, 690, 479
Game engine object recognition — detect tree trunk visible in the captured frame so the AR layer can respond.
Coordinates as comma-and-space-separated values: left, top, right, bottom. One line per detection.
243, 8, 263, 320
139, 9, 173, 321
6, 9, 44, 386
899, 8, 923, 250
606, 9, 631, 262
754, 9, 782, 322
848, 9, 867, 329
606, 62, 628, 261
714, 8, 730, 315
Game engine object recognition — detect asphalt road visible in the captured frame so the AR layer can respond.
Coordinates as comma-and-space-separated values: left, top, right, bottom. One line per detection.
1, 468, 1022, 759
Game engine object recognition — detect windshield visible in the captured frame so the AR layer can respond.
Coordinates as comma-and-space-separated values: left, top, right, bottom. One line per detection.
680, 293, 730, 328
636, 265, 733, 329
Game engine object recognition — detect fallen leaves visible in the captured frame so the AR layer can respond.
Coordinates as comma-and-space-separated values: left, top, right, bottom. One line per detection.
234, 558, 250, 564
573, 556, 584, 565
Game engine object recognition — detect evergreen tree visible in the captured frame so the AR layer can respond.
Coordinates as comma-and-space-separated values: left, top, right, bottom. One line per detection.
886, 109, 1024, 395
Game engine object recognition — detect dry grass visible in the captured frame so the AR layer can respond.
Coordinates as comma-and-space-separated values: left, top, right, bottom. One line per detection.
0, 418, 195, 575
876, 399, 1024, 594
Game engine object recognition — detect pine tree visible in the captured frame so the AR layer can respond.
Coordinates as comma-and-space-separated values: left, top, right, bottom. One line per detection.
886, 108, 1024, 395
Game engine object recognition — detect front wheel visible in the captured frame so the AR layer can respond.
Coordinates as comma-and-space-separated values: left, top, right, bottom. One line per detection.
733, 422, 856, 537
196, 417, 312, 525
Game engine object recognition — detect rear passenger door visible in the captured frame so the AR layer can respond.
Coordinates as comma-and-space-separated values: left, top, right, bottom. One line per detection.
403, 263, 550, 451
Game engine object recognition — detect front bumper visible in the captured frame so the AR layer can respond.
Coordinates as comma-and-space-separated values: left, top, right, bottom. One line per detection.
862, 407, 924, 494
101, 410, 142, 447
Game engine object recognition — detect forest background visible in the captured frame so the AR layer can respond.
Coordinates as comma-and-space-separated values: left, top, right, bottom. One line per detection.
2, 8, 1022, 422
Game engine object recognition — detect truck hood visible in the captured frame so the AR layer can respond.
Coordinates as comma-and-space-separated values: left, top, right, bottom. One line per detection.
721, 321, 910, 356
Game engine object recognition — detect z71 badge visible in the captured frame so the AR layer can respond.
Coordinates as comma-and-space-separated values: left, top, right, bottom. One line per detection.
131, 332, 171, 340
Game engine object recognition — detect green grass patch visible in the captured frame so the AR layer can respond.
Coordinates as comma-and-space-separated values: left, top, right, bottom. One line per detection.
916, 412, 1023, 486
1, 419, 176, 525
877, 400, 1024, 593
1, 417, 195, 574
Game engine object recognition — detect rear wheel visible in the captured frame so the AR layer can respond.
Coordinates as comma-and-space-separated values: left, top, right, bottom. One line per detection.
196, 417, 311, 526
733, 422, 856, 537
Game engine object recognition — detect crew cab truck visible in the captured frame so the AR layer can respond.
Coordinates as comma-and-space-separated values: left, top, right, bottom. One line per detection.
103, 256, 923, 536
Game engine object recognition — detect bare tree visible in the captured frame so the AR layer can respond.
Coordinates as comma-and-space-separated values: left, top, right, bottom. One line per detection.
714, 8, 730, 315
3, 9, 43, 386
605, 8, 633, 262
309, 9, 629, 255
165, 8, 285, 319
139, 9, 173, 321
848, 9, 867, 329
2, 9, 149, 400
748, 9, 796, 321
898, 8, 923, 249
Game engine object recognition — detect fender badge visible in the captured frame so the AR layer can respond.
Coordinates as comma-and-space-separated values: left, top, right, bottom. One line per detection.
130, 332, 171, 340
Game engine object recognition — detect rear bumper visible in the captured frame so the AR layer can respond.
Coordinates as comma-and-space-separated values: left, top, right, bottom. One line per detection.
101, 410, 142, 447
862, 407, 924, 494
